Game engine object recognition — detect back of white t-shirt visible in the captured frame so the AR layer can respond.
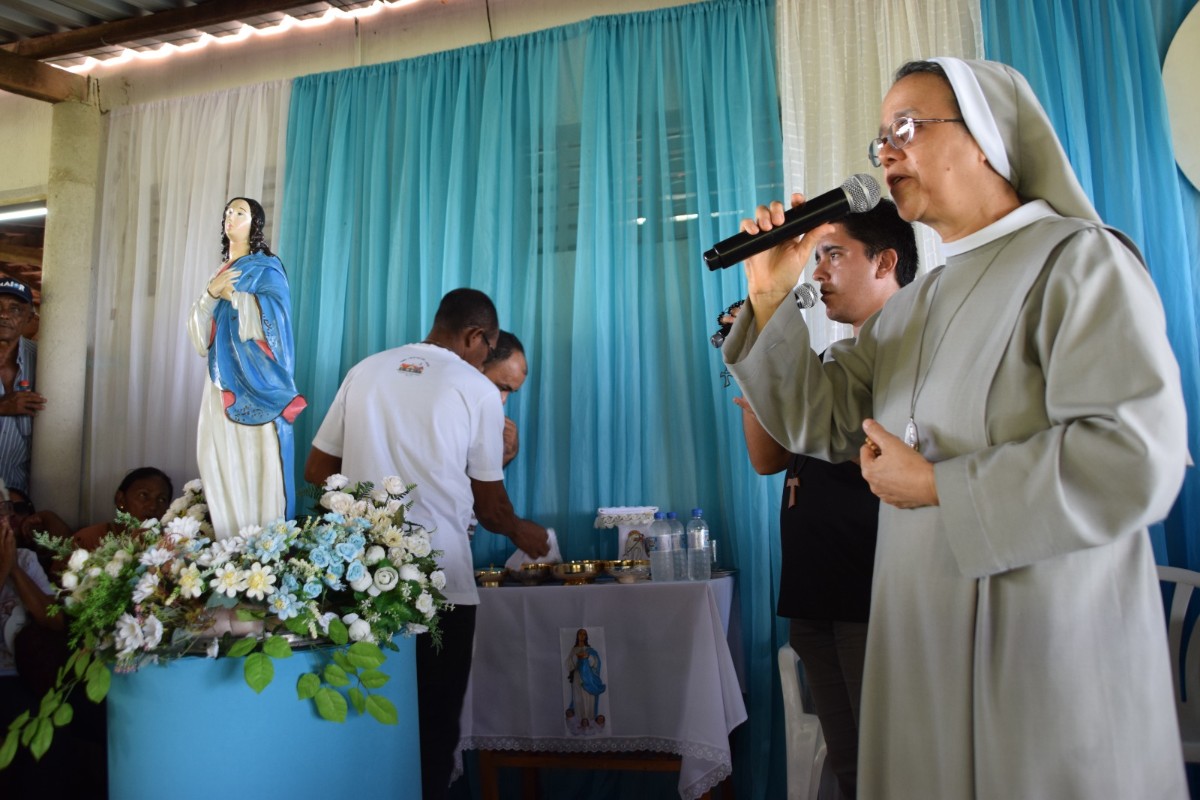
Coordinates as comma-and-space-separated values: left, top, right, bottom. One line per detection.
312, 342, 504, 604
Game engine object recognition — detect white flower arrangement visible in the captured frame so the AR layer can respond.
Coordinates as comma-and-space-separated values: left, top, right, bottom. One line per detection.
1, 475, 448, 769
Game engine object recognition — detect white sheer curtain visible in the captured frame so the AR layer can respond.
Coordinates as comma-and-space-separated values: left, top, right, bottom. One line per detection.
776, 0, 983, 353
86, 81, 290, 522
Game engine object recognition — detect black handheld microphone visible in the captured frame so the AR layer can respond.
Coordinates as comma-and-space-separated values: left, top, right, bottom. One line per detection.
704, 174, 882, 271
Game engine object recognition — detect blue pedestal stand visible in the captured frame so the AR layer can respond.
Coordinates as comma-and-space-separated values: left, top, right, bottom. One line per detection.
107, 637, 420, 799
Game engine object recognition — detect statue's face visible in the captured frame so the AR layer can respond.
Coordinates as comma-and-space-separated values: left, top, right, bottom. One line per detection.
224, 199, 253, 246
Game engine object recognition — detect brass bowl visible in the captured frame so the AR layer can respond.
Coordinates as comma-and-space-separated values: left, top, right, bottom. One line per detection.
475, 567, 506, 588
508, 562, 557, 586
605, 559, 651, 584
551, 560, 601, 585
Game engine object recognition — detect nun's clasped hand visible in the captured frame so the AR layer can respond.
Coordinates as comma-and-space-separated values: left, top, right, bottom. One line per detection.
859, 419, 939, 509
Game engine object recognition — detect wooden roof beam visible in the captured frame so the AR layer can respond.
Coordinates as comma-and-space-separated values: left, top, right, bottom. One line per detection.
0, 48, 86, 103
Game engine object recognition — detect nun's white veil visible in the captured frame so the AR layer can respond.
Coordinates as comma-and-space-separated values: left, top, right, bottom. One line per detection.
929, 57, 1100, 223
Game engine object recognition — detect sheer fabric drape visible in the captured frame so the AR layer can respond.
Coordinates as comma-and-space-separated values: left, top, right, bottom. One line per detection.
87, 81, 291, 522
776, 0, 983, 354
980, 0, 1200, 566
282, 1, 783, 795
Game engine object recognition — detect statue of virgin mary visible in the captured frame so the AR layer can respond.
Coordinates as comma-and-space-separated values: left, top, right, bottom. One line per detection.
186, 197, 306, 539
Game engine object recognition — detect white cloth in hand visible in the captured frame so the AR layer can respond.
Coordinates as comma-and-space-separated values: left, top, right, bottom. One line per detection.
505, 527, 562, 571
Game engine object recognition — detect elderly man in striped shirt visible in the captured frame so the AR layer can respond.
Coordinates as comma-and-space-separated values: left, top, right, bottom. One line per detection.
0, 277, 44, 495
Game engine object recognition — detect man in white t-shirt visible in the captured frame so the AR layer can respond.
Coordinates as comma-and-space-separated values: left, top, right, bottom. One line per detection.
305, 288, 548, 800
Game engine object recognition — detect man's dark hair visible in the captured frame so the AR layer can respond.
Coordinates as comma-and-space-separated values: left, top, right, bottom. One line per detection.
117, 466, 174, 498
484, 331, 524, 367
433, 288, 498, 334
838, 199, 919, 287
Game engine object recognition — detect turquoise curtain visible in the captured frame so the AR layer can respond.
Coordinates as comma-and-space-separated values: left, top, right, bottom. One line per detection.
280, 0, 786, 796
982, 0, 1200, 569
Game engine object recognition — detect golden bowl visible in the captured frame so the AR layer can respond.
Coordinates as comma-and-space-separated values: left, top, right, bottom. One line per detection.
475, 567, 506, 588
508, 562, 557, 586
606, 559, 651, 584
551, 560, 602, 585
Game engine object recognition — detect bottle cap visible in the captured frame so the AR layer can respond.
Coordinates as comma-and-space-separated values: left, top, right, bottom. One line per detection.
691, 508, 703, 517
653, 511, 665, 520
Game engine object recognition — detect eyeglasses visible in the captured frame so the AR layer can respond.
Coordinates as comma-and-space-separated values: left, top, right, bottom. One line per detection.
868, 117, 964, 167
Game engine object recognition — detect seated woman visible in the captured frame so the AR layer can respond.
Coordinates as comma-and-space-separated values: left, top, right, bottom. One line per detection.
72, 467, 173, 550
24, 467, 174, 559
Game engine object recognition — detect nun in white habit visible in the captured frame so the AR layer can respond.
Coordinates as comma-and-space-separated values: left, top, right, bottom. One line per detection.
724, 58, 1188, 798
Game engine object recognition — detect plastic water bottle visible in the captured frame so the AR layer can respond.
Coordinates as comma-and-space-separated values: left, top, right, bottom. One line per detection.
649, 512, 677, 581
666, 512, 688, 580
686, 508, 711, 581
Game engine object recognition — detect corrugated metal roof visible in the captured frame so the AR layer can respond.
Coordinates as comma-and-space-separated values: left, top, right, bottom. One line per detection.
0, 1, 375, 68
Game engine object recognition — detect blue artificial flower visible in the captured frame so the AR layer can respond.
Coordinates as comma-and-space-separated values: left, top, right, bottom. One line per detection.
335, 542, 360, 563
302, 579, 323, 599
346, 560, 366, 582
268, 591, 300, 621
326, 560, 345, 579
347, 532, 367, 550
321, 513, 345, 528
280, 572, 300, 593
309, 547, 332, 569
249, 531, 286, 563
269, 518, 300, 539
323, 571, 344, 591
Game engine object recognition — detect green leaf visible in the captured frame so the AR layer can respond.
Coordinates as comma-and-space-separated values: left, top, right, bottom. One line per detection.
36, 690, 61, 719
296, 673, 320, 700
235, 608, 266, 622
20, 719, 36, 747
331, 650, 355, 673
261, 635, 293, 659
30, 718, 54, 761
227, 636, 259, 658
0, 730, 18, 770
327, 618, 348, 646
348, 687, 366, 715
243, 653, 274, 694
85, 661, 111, 703
359, 669, 390, 689
347, 642, 386, 670
322, 663, 350, 687
8, 710, 29, 732
52, 702, 74, 728
285, 616, 310, 636
314, 687, 347, 723
73, 651, 89, 680
365, 695, 399, 725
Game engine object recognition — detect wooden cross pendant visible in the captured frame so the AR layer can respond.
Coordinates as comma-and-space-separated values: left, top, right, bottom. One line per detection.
786, 476, 801, 508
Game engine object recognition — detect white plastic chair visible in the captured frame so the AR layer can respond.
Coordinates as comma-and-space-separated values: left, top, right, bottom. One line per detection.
1157, 565, 1200, 762
778, 644, 828, 800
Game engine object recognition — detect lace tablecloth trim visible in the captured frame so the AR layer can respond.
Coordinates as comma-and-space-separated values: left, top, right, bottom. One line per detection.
456, 736, 731, 800
594, 506, 659, 528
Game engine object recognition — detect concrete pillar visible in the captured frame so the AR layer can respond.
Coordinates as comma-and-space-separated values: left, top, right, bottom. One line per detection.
31, 95, 100, 523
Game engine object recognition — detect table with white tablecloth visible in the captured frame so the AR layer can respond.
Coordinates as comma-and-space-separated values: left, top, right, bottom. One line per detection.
456, 576, 746, 799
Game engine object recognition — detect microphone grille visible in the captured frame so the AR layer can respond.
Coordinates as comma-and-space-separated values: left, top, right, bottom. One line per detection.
842, 174, 882, 214
795, 282, 818, 310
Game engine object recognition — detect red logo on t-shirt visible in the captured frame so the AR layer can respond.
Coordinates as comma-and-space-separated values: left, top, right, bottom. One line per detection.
397, 357, 429, 375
